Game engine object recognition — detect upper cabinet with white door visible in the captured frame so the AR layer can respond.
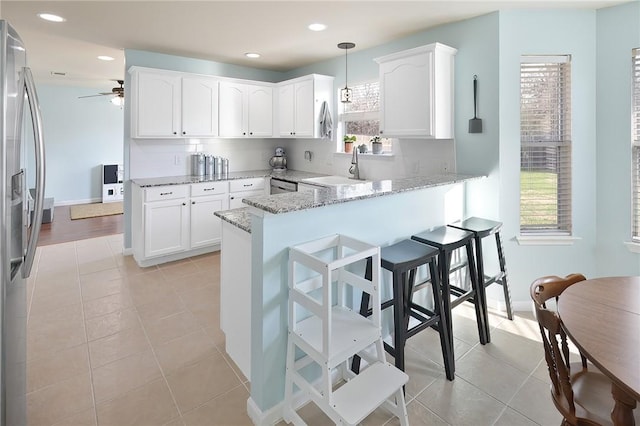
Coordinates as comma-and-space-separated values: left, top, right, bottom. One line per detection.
181, 76, 219, 137
218, 82, 273, 137
130, 66, 333, 140
375, 43, 457, 139
131, 69, 182, 138
130, 67, 219, 138
277, 74, 334, 138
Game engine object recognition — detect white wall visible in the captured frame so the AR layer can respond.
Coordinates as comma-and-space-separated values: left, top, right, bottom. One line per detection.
36, 85, 124, 204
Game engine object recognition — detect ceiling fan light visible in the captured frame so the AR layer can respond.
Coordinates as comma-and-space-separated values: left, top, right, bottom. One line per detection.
111, 96, 124, 106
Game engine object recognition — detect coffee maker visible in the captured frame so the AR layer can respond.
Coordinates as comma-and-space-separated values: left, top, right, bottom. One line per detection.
269, 147, 287, 171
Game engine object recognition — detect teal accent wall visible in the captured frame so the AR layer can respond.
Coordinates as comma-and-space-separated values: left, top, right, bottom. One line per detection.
596, 1, 640, 275
36, 85, 124, 203
498, 9, 599, 302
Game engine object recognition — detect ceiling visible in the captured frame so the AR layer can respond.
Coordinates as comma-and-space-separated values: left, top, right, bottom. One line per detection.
0, 0, 628, 92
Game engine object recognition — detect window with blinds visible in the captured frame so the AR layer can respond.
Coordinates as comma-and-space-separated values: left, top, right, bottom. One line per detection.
520, 55, 572, 234
339, 81, 392, 152
631, 48, 640, 240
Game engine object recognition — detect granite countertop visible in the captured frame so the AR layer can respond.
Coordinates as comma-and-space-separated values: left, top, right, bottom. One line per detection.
131, 169, 326, 187
216, 208, 252, 233
217, 173, 483, 233
244, 173, 484, 215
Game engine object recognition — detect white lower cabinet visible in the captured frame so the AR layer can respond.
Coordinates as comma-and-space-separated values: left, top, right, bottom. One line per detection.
144, 197, 189, 258
132, 182, 229, 267
190, 181, 229, 249
228, 177, 267, 209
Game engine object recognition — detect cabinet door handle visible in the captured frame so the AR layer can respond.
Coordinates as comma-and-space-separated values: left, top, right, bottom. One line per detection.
380, 130, 384, 134
243, 184, 253, 187
192, 201, 195, 204
182, 131, 186, 135
182, 202, 186, 206
204, 188, 216, 191
173, 132, 177, 135
160, 192, 173, 196
249, 132, 253, 135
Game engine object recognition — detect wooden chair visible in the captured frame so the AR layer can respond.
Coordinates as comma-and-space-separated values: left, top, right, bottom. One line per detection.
530, 274, 618, 426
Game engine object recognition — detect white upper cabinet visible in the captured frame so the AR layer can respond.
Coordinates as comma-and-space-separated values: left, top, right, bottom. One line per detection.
130, 68, 219, 138
277, 75, 334, 139
219, 82, 273, 137
132, 71, 181, 138
375, 43, 457, 139
182, 77, 219, 137
130, 67, 332, 140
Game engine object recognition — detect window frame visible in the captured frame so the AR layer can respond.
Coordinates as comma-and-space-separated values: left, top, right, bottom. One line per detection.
519, 54, 573, 236
337, 79, 393, 154
631, 48, 640, 241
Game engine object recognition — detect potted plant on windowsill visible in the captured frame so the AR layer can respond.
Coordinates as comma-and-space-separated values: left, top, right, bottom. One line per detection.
343, 135, 356, 153
370, 135, 383, 154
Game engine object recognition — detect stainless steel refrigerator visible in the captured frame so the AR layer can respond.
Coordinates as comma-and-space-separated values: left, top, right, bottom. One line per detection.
0, 20, 46, 426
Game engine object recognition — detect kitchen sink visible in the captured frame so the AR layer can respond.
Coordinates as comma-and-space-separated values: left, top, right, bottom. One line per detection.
301, 176, 371, 186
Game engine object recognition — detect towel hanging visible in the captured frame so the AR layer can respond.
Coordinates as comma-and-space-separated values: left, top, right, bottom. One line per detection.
319, 101, 333, 139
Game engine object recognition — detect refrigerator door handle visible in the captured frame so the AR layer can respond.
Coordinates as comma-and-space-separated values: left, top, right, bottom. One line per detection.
19, 67, 45, 278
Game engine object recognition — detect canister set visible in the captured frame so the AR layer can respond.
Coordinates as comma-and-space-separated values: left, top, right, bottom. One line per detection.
191, 153, 229, 178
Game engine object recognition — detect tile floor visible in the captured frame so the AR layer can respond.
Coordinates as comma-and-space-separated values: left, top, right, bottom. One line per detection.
26, 234, 564, 426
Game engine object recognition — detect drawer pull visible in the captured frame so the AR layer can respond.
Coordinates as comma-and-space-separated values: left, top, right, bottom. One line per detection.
243, 184, 253, 187
160, 192, 173, 196
204, 188, 216, 191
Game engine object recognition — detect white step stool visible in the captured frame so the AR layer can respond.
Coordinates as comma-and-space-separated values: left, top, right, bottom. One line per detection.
283, 234, 409, 426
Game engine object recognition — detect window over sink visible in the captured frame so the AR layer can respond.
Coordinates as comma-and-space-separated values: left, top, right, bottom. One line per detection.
338, 80, 393, 154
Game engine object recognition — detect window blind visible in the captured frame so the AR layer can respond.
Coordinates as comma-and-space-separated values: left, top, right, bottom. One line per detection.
631, 48, 640, 240
520, 56, 572, 234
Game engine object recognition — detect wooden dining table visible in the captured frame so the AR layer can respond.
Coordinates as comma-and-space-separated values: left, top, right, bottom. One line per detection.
557, 276, 640, 426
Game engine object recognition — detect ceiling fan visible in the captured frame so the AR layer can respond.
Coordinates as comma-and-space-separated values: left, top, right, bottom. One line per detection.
79, 80, 124, 105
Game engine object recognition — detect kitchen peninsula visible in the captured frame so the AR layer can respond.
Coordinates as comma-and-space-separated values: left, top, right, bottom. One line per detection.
215, 172, 483, 425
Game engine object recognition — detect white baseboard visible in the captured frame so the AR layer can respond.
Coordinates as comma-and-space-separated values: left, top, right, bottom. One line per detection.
486, 297, 533, 315
55, 197, 101, 207
247, 397, 283, 426
122, 247, 133, 256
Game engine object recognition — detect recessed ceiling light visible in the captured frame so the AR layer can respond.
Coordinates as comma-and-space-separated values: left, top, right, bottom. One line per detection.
245, 53, 260, 59
98, 55, 115, 61
37, 13, 66, 23
308, 23, 327, 32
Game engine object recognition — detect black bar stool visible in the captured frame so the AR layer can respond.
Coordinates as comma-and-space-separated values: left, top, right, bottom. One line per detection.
353, 239, 453, 380
448, 217, 513, 327
411, 226, 489, 374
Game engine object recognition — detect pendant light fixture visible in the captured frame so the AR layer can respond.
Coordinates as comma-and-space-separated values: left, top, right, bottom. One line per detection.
338, 42, 355, 103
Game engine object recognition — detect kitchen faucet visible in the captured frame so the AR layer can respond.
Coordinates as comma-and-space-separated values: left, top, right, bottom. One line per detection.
349, 147, 360, 180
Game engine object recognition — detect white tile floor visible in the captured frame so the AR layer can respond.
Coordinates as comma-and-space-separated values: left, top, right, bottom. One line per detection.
26, 234, 564, 426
